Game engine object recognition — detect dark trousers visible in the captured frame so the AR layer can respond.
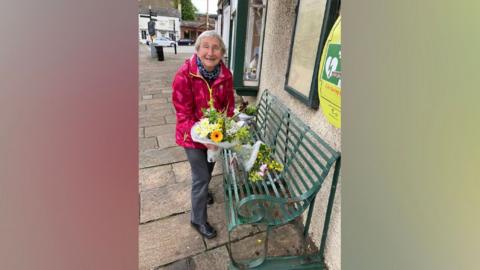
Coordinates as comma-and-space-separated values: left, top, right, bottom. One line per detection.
184, 148, 215, 224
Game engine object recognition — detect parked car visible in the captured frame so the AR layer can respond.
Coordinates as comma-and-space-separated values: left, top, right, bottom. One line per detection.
152, 36, 176, 47
177, 38, 195, 46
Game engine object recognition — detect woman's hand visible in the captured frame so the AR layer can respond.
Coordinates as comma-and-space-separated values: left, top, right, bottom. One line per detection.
205, 144, 219, 151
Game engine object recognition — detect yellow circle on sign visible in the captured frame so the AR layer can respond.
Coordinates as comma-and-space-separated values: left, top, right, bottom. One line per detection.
318, 16, 341, 128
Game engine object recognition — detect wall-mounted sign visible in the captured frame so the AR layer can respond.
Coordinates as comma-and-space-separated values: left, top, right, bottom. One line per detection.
318, 16, 341, 128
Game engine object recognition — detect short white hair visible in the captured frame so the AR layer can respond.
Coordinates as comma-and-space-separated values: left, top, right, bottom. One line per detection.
194, 30, 226, 55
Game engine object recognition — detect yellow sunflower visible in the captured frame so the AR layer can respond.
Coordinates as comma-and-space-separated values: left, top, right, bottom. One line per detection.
210, 130, 223, 143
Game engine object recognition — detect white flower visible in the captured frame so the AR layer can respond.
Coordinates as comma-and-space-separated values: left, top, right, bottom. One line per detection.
226, 121, 240, 136
260, 163, 268, 173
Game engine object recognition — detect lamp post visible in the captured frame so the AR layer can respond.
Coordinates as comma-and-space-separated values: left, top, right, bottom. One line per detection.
147, 5, 156, 43
172, 19, 176, 41
172, 19, 177, 54
147, 5, 157, 58
206, 0, 209, 30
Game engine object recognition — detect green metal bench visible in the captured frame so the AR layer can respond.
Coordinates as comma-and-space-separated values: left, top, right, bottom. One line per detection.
222, 90, 341, 269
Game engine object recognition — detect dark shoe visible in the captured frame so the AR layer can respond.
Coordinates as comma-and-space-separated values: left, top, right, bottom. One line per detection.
190, 221, 217, 239
207, 191, 214, 205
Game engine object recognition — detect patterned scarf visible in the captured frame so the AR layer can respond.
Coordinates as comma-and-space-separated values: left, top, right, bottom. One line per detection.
196, 56, 220, 82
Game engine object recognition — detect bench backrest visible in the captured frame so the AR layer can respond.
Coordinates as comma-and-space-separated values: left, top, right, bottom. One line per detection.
254, 90, 340, 200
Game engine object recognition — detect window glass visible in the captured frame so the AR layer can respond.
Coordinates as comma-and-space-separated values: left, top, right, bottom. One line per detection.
222, 5, 231, 66
229, 11, 237, 71
243, 0, 266, 85
286, 0, 327, 97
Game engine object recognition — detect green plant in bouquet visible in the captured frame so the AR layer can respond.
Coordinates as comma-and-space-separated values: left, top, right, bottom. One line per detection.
248, 144, 284, 182
225, 120, 251, 144
244, 105, 257, 116
236, 101, 257, 116
202, 107, 222, 124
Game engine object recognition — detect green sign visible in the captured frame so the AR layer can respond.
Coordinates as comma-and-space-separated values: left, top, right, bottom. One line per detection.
321, 44, 341, 87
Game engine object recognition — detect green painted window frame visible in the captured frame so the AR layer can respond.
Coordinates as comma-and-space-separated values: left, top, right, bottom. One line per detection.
284, 0, 341, 109
231, 0, 268, 96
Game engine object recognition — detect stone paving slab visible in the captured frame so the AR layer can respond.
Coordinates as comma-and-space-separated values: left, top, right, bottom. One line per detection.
140, 137, 158, 152
157, 258, 194, 270
144, 107, 175, 116
228, 222, 309, 262
139, 147, 187, 168
209, 175, 225, 204
171, 161, 190, 183
172, 162, 222, 183
140, 97, 172, 105
156, 134, 176, 150
192, 246, 230, 270
143, 87, 173, 94
143, 88, 167, 95
157, 246, 229, 270
266, 223, 306, 257
154, 93, 173, 101
212, 162, 223, 176
147, 96, 168, 104
204, 202, 260, 250
229, 231, 268, 262
146, 107, 175, 117
139, 212, 205, 270
146, 103, 175, 112
140, 181, 191, 223
165, 114, 177, 124
144, 124, 176, 137
140, 112, 167, 127
139, 165, 175, 192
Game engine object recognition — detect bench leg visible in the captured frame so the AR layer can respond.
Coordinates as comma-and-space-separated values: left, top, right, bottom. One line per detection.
303, 194, 317, 238
319, 156, 341, 257
227, 225, 271, 269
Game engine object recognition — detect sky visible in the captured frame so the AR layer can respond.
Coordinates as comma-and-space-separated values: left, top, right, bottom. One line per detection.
191, 0, 217, 14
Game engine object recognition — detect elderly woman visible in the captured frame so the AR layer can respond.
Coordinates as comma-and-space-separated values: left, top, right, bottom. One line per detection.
172, 31, 234, 239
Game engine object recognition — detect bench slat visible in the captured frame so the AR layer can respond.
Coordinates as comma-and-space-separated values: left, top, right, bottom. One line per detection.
265, 173, 281, 198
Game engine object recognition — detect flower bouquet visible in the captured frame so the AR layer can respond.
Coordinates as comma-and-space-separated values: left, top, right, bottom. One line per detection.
245, 143, 284, 183
231, 140, 284, 183
191, 107, 251, 162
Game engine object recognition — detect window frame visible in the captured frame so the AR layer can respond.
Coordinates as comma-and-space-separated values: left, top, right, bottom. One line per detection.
230, 0, 268, 96
284, 0, 341, 108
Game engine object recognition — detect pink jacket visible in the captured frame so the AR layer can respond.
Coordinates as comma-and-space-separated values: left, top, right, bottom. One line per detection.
172, 54, 235, 149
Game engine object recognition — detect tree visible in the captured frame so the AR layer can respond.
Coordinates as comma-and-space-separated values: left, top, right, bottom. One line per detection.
172, 0, 198, 21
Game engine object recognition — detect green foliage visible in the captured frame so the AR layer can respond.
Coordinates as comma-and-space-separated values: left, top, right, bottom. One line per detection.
234, 126, 251, 144
202, 107, 222, 124
237, 102, 257, 116
178, 0, 197, 21
244, 105, 257, 116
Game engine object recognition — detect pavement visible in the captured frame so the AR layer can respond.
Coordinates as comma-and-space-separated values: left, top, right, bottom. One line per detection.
138, 43, 313, 270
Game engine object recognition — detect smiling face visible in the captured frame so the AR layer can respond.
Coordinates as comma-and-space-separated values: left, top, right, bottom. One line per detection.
196, 36, 223, 72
